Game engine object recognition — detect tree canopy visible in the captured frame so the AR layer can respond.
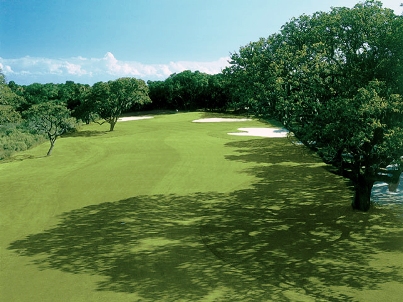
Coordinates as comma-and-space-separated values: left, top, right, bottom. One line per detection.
147, 71, 228, 111
225, 0, 403, 211
91, 77, 151, 131
25, 101, 77, 156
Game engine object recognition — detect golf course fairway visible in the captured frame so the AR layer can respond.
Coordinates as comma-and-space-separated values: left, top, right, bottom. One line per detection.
1, 112, 403, 301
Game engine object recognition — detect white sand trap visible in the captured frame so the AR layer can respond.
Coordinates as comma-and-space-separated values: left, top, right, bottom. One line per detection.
228, 127, 289, 138
118, 116, 154, 122
192, 118, 252, 123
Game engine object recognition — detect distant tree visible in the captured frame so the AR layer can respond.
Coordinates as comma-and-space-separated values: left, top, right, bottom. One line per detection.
147, 80, 169, 110
25, 101, 77, 156
19, 82, 60, 111
147, 72, 230, 111
8, 80, 24, 96
91, 77, 151, 131
1, 86, 24, 109
0, 70, 23, 125
164, 70, 210, 110
58, 81, 81, 111
72, 85, 97, 124
0, 106, 22, 125
0, 73, 24, 109
204, 73, 230, 111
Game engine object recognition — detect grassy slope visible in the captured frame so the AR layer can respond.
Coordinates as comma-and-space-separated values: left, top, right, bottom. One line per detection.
1, 112, 403, 301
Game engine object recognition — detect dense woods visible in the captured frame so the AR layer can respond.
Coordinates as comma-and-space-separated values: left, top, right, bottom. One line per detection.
1, 0, 402, 210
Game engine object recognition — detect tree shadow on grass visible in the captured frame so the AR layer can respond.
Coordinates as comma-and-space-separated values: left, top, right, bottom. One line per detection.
62, 130, 108, 138
8, 193, 259, 301
210, 138, 403, 300
1, 154, 39, 163
8, 139, 403, 301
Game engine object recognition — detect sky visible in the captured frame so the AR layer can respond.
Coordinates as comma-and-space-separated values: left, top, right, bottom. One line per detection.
1, 0, 402, 85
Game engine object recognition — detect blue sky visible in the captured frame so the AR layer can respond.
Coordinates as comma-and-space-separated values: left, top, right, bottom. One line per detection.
1, 0, 401, 85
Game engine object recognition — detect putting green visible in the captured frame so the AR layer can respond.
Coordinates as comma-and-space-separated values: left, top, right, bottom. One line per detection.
1, 112, 403, 301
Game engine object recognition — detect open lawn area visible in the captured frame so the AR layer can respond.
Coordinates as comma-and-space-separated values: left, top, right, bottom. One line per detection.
1, 112, 403, 301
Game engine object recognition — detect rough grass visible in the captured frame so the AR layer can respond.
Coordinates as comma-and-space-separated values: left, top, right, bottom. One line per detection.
1, 112, 403, 301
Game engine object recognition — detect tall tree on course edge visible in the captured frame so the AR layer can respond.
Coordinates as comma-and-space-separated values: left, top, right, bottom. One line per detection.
225, 0, 403, 211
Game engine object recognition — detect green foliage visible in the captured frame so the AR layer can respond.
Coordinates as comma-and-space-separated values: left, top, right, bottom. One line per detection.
90, 77, 151, 131
24, 101, 78, 156
223, 37, 279, 115
0, 70, 45, 160
18, 82, 61, 111
204, 73, 230, 111
0, 83, 24, 108
67, 84, 96, 124
164, 70, 209, 110
146, 80, 169, 110
58, 81, 91, 113
0, 105, 22, 124
147, 71, 230, 111
226, 0, 403, 210
0, 124, 45, 159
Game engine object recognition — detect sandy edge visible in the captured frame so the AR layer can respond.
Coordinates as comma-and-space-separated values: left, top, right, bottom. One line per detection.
118, 116, 154, 122
117, 116, 289, 138
192, 118, 252, 123
192, 118, 289, 138
228, 127, 289, 138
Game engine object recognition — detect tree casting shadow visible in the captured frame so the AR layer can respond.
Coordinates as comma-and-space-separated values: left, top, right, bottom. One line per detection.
8, 139, 403, 301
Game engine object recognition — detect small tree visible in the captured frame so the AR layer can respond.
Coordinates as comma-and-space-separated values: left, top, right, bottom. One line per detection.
25, 102, 77, 156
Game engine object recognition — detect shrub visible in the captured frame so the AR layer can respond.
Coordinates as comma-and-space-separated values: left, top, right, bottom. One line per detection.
0, 124, 45, 160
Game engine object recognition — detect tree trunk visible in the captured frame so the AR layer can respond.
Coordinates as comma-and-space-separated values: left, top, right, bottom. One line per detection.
47, 140, 55, 156
109, 121, 116, 131
352, 174, 374, 211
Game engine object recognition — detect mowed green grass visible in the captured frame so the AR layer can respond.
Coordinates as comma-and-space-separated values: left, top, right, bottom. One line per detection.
1, 112, 403, 301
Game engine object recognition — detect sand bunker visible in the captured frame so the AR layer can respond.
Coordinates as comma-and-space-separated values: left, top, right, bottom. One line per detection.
118, 116, 154, 122
228, 127, 289, 138
192, 118, 252, 123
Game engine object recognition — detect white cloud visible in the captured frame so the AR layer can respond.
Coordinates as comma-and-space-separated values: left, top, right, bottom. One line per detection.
0, 64, 13, 73
65, 62, 86, 75
0, 53, 230, 84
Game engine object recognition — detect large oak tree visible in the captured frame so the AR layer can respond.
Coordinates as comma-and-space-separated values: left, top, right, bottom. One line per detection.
226, 1, 403, 211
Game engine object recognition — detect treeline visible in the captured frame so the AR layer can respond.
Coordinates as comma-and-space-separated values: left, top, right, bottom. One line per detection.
5, 79, 150, 126
147, 71, 230, 111
5, 72, 233, 119
0, 75, 46, 159
0, 70, 235, 159
0, 77, 152, 157
1, 1, 403, 210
